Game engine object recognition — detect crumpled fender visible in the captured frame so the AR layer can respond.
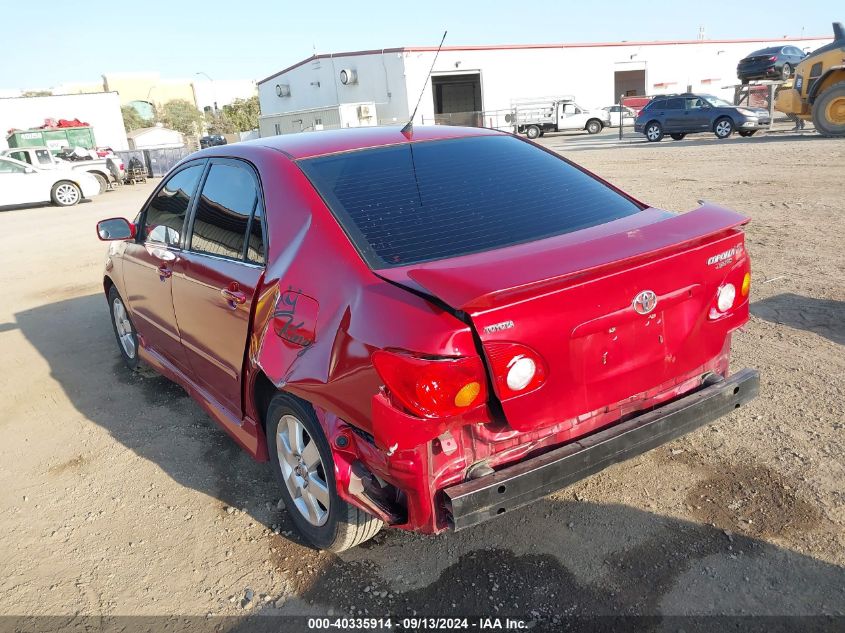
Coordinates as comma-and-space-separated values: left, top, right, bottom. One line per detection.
253, 286, 319, 384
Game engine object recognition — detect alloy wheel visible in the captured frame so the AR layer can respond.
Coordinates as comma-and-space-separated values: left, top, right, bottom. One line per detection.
715, 120, 732, 138
112, 297, 136, 359
647, 125, 661, 140
276, 414, 330, 526
55, 183, 80, 205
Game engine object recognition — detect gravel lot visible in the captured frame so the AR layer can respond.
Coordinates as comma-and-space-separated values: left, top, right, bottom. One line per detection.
1, 131, 843, 626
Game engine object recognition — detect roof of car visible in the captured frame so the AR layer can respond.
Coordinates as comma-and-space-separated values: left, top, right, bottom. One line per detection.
235, 125, 505, 160
748, 46, 782, 54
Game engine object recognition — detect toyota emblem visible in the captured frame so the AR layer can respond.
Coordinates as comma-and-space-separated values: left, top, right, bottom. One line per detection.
632, 290, 658, 315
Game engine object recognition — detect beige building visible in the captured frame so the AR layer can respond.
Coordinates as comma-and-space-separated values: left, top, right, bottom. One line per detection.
52, 73, 255, 119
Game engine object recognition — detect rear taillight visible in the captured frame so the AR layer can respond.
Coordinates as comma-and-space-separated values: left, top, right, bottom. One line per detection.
769, 56, 778, 61
708, 254, 751, 320
484, 342, 547, 399
372, 350, 487, 418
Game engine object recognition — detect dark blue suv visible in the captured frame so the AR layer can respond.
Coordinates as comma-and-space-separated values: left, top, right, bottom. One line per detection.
634, 93, 771, 142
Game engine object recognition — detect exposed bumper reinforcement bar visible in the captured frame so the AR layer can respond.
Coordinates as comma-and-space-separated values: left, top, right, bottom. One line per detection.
444, 368, 760, 531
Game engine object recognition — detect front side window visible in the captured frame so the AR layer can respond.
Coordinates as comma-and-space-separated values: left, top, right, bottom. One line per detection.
143, 164, 204, 246
702, 95, 733, 108
0, 158, 26, 174
300, 135, 641, 269
8, 151, 29, 164
189, 162, 258, 260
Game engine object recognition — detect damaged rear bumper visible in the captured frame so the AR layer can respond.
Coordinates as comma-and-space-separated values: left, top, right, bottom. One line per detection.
443, 368, 759, 531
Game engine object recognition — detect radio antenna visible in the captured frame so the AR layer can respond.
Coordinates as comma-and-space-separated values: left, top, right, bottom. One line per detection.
401, 30, 447, 136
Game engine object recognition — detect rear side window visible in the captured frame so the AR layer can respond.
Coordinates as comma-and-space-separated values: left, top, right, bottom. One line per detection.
189, 162, 259, 261
666, 98, 684, 110
299, 135, 641, 269
246, 201, 266, 264
144, 164, 204, 246
649, 99, 666, 110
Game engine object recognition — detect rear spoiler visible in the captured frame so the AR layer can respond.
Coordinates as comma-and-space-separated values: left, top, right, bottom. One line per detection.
379, 204, 749, 312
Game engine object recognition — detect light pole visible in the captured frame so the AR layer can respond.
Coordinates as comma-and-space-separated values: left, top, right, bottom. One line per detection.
196, 71, 218, 114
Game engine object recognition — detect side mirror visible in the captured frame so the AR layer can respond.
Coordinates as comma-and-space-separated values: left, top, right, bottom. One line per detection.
24, 167, 35, 174
97, 217, 136, 241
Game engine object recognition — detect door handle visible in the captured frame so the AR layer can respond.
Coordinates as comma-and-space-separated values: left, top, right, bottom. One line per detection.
221, 283, 246, 307
150, 247, 176, 262
158, 262, 172, 280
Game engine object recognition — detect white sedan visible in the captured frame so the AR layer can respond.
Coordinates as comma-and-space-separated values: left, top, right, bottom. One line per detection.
601, 105, 637, 127
0, 156, 100, 207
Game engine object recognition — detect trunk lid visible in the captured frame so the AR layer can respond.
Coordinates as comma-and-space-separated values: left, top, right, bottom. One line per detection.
378, 204, 750, 430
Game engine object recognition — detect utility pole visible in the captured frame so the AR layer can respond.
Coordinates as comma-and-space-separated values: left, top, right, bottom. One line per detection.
196, 72, 217, 115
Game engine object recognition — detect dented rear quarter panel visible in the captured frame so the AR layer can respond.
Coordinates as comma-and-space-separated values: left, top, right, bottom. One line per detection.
242, 148, 478, 443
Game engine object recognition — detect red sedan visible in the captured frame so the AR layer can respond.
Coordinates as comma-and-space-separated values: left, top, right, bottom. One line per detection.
96, 126, 758, 551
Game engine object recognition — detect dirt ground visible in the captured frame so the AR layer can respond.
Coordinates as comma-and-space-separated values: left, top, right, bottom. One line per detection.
1, 130, 843, 627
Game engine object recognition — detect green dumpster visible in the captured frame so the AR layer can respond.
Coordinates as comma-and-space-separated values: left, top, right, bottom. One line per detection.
6, 126, 96, 152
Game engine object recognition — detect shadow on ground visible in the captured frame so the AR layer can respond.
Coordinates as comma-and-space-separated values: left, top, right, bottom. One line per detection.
752, 293, 845, 345
13, 293, 304, 541
13, 294, 845, 626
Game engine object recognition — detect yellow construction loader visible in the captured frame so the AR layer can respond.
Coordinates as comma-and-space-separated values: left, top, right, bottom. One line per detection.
775, 22, 845, 136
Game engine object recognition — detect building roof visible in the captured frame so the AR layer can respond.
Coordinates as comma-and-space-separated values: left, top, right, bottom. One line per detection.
257, 35, 827, 85
223, 125, 502, 160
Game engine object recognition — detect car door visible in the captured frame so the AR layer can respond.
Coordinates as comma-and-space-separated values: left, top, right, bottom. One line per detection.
121, 161, 205, 372
171, 158, 266, 416
644, 99, 667, 127
0, 158, 44, 205
787, 46, 806, 65
663, 98, 686, 131
685, 97, 711, 131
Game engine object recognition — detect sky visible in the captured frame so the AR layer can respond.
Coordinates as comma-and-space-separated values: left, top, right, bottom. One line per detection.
1, 0, 839, 89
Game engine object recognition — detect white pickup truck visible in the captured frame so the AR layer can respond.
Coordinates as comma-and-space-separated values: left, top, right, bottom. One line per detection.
0, 147, 123, 194
510, 97, 610, 139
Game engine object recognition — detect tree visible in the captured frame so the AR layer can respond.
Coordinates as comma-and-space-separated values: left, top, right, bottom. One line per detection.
204, 108, 235, 135
158, 99, 205, 136
221, 96, 260, 132
121, 105, 148, 132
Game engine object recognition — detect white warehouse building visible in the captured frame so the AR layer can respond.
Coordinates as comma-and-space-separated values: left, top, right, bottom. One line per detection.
257, 34, 829, 136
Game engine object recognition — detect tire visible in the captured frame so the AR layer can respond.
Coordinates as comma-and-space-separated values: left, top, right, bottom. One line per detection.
644, 121, 663, 142
714, 117, 734, 139
586, 119, 602, 134
108, 286, 140, 371
92, 173, 109, 195
51, 181, 82, 206
525, 125, 541, 140
738, 130, 757, 137
781, 63, 792, 80
670, 133, 686, 140
266, 394, 383, 552
811, 81, 845, 137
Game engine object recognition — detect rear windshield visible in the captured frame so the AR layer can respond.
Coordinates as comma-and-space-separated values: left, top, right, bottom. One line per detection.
748, 47, 778, 56
298, 135, 641, 269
